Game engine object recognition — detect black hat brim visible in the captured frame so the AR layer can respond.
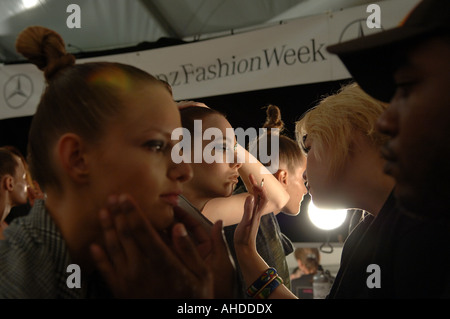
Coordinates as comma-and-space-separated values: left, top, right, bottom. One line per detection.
327, 25, 435, 102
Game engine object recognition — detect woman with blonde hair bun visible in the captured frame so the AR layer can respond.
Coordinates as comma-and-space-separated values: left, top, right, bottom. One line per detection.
0, 26, 235, 298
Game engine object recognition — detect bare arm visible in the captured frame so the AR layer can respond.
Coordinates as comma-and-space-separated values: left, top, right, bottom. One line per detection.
202, 144, 289, 226
234, 191, 297, 299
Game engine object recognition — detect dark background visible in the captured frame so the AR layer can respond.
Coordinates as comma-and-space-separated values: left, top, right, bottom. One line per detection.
0, 77, 354, 243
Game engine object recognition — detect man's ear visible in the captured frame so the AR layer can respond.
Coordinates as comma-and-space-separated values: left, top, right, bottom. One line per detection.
274, 169, 288, 187
57, 133, 90, 184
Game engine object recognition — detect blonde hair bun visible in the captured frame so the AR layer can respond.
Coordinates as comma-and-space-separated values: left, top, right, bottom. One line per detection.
15, 26, 75, 81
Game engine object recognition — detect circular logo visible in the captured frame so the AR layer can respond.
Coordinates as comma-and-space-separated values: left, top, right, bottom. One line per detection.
339, 19, 384, 43
3, 74, 34, 109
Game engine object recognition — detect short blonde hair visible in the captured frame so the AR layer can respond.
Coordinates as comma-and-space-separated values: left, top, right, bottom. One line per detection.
295, 83, 389, 174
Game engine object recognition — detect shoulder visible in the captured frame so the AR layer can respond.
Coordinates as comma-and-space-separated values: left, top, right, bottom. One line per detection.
0, 201, 62, 298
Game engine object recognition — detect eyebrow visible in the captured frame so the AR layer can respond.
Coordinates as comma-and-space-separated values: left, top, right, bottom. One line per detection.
140, 127, 173, 138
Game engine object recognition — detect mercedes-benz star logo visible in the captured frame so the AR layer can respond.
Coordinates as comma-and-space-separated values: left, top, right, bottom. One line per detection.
339, 19, 384, 43
3, 74, 34, 109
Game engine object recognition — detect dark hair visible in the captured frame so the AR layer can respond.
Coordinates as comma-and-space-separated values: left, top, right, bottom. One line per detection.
0, 148, 20, 179
260, 105, 304, 173
179, 106, 225, 134
15, 26, 165, 190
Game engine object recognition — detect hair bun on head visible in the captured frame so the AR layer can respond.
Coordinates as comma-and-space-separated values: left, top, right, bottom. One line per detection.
263, 104, 285, 133
15, 26, 75, 81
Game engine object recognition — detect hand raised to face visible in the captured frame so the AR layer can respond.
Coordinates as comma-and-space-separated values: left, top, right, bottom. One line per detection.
90, 194, 214, 299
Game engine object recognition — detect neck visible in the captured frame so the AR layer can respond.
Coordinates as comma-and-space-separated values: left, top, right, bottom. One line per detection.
353, 179, 394, 216
45, 188, 101, 274
302, 269, 315, 275
0, 195, 11, 223
340, 140, 396, 216
181, 187, 211, 212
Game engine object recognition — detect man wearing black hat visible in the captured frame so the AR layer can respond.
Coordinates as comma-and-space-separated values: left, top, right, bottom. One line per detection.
325, 0, 450, 298
231, 0, 450, 299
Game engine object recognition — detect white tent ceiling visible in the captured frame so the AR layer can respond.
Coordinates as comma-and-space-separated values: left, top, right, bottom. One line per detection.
0, 0, 383, 64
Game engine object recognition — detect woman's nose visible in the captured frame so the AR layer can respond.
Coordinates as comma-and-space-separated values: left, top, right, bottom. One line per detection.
169, 160, 193, 183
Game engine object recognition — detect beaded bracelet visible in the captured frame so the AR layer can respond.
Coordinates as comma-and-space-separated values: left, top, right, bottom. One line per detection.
255, 276, 283, 299
246, 268, 282, 299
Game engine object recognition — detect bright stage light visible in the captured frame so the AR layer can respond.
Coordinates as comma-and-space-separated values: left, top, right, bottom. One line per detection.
307, 201, 348, 230
22, 0, 40, 9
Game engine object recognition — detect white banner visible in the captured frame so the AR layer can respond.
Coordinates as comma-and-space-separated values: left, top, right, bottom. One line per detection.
0, 0, 419, 120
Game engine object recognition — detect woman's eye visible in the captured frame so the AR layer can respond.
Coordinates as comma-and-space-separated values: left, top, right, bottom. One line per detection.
301, 135, 310, 155
144, 140, 165, 152
301, 145, 311, 155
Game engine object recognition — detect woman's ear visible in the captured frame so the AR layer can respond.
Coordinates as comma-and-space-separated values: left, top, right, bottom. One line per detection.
57, 133, 90, 184
274, 169, 288, 187
2, 175, 14, 192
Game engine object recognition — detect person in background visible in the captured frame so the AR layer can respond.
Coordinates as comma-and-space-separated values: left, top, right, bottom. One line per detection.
0, 25, 234, 298
291, 247, 320, 279
2, 145, 45, 225
0, 147, 29, 239
223, 104, 307, 297
290, 247, 320, 298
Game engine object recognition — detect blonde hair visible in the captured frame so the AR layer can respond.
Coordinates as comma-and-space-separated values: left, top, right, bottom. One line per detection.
295, 83, 389, 174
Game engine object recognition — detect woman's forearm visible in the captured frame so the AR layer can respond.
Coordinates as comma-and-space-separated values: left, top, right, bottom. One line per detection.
236, 143, 289, 214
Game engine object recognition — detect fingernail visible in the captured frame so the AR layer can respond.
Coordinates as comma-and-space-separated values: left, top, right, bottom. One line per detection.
118, 194, 128, 204
176, 223, 188, 237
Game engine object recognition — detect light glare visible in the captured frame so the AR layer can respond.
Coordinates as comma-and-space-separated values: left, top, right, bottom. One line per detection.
22, 0, 40, 9
307, 201, 348, 230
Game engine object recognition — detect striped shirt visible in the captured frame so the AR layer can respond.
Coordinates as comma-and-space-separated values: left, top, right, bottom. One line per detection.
0, 200, 108, 298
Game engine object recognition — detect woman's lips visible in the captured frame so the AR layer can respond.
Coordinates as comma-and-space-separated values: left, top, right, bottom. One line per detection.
160, 193, 180, 207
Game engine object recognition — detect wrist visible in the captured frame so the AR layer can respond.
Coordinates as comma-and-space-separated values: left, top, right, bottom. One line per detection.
235, 247, 268, 283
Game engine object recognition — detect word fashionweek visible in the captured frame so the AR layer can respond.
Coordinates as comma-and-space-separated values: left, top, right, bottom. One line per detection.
177, 303, 273, 316
171, 121, 280, 173
156, 39, 326, 87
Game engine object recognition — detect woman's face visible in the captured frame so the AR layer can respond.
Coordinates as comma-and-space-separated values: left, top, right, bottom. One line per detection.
89, 84, 192, 231
302, 136, 347, 209
11, 156, 29, 206
283, 161, 308, 215
188, 114, 242, 199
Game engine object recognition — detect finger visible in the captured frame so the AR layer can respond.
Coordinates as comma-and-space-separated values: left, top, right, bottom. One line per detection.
90, 243, 118, 287
110, 195, 144, 266
248, 174, 258, 188
235, 195, 260, 246
116, 196, 181, 265
210, 220, 237, 299
172, 222, 210, 278
173, 206, 211, 246
256, 182, 269, 213
98, 205, 127, 270
241, 195, 255, 225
